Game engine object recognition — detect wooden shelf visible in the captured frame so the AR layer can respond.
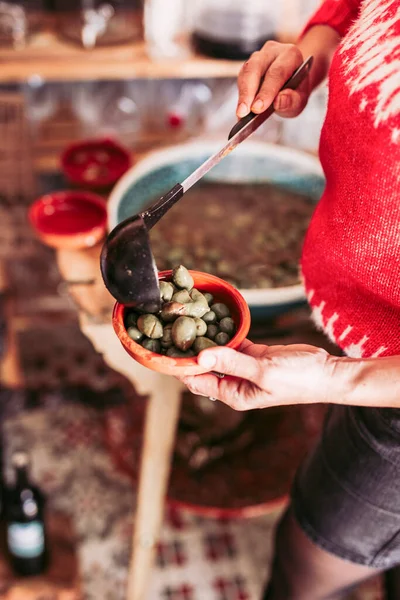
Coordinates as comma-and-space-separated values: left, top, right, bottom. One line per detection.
0, 30, 243, 84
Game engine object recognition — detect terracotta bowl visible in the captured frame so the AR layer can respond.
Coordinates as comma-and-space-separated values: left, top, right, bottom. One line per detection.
29, 190, 108, 250
61, 137, 131, 189
112, 270, 251, 377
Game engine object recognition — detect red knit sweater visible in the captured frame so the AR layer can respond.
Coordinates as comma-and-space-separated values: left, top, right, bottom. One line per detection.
301, 0, 400, 358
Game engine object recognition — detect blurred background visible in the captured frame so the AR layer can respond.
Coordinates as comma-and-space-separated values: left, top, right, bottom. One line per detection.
0, 2, 385, 600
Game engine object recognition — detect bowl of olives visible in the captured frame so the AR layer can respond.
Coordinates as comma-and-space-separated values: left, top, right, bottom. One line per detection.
112, 266, 251, 376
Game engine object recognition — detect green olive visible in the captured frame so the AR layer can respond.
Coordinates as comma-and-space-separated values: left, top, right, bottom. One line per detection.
203, 292, 214, 305
172, 289, 192, 304
202, 310, 217, 324
189, 288, 208, 306
142, 338, 161, 353
160, 281, 174, 302
206, 324, 219, 340
137, 314, 163, 339
127, 326, 143, 342
161, 324, 174, 348
211, 303, 231, 320
166, 346, 195, 358
172, 265, 194, 291
215, 332, 230, 346
194, 318, 207, 337
193, 337, 218, 354
182, 301, 209, 319
125, 312, 138, 327
161, 302, 186, 322
219, 317, 236, 336
172, 316, 197, 351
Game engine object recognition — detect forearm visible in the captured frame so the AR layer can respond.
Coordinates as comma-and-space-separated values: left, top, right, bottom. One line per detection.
329, 355, 400, 408
297, 25, 342, 90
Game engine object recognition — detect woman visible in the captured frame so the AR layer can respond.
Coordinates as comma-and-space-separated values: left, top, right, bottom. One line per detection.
181, 1, 400, 598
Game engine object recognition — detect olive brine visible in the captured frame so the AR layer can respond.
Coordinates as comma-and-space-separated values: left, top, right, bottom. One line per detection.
125, 266, 236, 357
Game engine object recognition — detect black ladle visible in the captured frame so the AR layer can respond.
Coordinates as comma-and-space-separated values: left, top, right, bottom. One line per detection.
100, 57, 313, 313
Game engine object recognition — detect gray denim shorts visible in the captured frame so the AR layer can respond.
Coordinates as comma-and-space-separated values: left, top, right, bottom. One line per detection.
292, 405, 400, 569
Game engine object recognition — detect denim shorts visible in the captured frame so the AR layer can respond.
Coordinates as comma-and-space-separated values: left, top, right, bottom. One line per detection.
292, 405, 400, 569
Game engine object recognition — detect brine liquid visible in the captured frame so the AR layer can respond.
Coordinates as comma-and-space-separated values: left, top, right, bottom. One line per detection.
149, 182, 315, 290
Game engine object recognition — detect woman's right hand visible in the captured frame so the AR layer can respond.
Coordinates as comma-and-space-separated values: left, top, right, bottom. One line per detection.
236, 41, 311, 119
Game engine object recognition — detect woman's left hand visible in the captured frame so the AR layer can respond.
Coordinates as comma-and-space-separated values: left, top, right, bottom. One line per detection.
181, 340, 338, 410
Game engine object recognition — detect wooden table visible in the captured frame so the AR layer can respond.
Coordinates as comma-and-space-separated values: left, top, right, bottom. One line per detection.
57, 243, 185, 600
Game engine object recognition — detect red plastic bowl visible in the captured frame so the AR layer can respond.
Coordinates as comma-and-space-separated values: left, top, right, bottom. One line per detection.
29, 190, 108, 250
112, 270, 251, 377
61, 138, 131, 189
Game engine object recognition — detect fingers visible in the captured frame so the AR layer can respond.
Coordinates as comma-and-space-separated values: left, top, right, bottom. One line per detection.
238, 338, 255, 352
251, 45, 304, 114
182, 373, 262, 411
196, 346, 265, 385
237, 45, 278, 118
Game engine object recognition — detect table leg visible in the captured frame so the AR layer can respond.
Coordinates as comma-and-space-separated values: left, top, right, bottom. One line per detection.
126, 376, 182, 600
78, 316, 185, 599
0, 260, 23, 388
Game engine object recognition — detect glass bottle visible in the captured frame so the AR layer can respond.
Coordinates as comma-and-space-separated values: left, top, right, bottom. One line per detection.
56, 0, 142, 48
5, 451, 48, 576
144, 0, 191, 60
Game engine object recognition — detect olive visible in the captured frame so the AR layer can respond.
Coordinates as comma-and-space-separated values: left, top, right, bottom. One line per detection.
172, 289, 192, 304
180, 292, 209, 318
172, 316, 197, 351
203, 292, 214, 305
189, 288, 208, 307
211, 303, 230, 320
215, 332, 230, 346
160, 281, 174, 302
206, 324, 219, 340
125, 312, 138, 327
172, 265, 194, 291
167, 346, 195, 358
127, 326, 143, 343
219, 317, 236, 336
194, 318, 207, 337
193, 337, 218, 354
161, 302, 186, 322
202, 310, 217, 324
142, 338, 161, 353
161, 324, 173, 349
137, 314, 163, 339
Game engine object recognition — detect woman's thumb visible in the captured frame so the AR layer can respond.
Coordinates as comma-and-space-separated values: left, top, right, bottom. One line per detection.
273, 89, 308, 118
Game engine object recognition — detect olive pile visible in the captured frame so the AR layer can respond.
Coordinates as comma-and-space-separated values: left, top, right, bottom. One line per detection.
124, 266, 236, 358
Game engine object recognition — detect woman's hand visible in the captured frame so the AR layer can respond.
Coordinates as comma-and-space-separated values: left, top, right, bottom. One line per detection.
237, 41, 310, 119
236, 25, 342, 120
181, 340, 338, 411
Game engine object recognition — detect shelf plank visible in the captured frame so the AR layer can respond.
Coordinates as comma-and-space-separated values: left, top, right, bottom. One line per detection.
0, 31, 242, 83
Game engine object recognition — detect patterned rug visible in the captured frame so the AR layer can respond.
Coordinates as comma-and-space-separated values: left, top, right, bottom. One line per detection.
0, 393, 384, 600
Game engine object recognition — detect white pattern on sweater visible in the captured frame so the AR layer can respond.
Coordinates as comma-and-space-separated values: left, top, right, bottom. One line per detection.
339, 0, 400, 130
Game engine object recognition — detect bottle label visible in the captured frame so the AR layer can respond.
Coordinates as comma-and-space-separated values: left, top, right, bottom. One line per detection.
7, 522, 44, 558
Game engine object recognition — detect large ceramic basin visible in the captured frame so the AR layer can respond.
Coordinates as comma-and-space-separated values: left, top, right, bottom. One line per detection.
108, 140, 325, 320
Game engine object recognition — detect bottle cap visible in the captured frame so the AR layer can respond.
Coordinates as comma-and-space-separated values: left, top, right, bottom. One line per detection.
11, 451, 29, 469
